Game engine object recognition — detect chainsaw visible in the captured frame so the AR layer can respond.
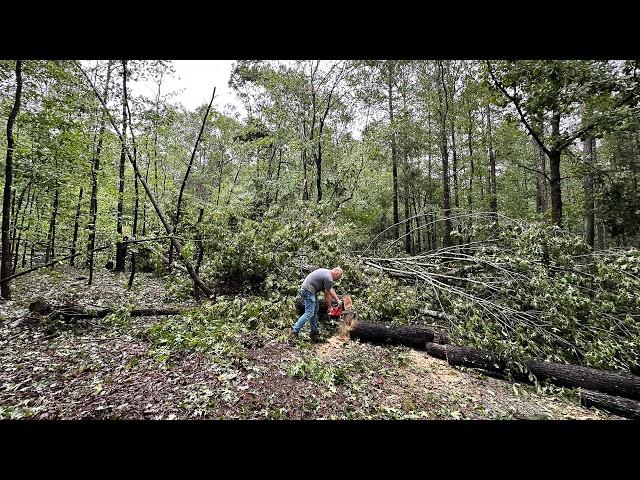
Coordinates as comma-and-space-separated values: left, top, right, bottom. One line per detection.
327, 300, 344, 318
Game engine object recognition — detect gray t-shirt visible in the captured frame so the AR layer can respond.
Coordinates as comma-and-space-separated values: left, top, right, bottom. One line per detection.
301, 268, 334, 294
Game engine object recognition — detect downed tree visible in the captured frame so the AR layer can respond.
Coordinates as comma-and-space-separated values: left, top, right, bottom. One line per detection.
347, 319, 450, 348
424, 342, 502, 371
75, 62, 215, 299
29, 299, 187, 321
423, 342, 640, 401
580, 390, 640, 419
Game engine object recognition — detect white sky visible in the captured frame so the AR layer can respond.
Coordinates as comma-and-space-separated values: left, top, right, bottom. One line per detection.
130, 60, 246, 117
127, 59, 364, 138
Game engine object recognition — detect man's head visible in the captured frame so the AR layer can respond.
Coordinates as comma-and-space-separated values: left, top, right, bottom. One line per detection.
331, 266, 343, 281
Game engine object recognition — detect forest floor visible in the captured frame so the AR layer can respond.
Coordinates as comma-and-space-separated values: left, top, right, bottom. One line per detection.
0, 267, 621, 420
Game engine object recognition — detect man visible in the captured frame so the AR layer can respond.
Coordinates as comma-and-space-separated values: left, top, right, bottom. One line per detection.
291, 266, 343, 342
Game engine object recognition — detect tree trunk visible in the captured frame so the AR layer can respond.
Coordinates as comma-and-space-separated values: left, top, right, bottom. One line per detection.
467, 108, 474, 244
10, 180, 30, 259
193, 207, 205, 299
423, 342, 640, 401
549, 112, 563, 227
486, 103, 497, 219
87, 60, 113, 286
16, 185, 34, 273
388, 62, 399, 240
115, 60, 128, 272
11, 180, 31, 273
534, 115, 548, 214
170, 86, 216, 270
404, 152, 412, 254
127, 174, 139, 290
1, 60, 22, 299
44, 184, 59, 265
412, 194, 422, 254
580, 390, 640, 419
437, 62, 452, 248
77, 61, 216, 298
549, 149, 563, 227
70, 186, 83, 266
29, 300, 188, 321
349, 319, 450, 349
141, 153, 150, 236
597, 219, 605, 250
583, 137, 595, 247
451, 122, 459, 210
315, 143, 322, 203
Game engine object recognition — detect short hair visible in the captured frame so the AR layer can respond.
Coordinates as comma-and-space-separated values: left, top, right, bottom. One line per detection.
332, 267, 343, 276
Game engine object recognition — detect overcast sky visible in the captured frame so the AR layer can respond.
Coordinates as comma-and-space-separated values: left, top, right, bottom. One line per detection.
129, 60, 245, 116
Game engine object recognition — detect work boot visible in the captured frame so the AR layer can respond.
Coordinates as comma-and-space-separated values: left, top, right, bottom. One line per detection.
309, 330, 323, 343
288, 330, 299, 342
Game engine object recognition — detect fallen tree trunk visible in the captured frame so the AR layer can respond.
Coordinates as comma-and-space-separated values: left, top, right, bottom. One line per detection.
523, 359, 640, 401
295, 297, 450, 344
29, 300, 187, 321
423, 342, 640, 401
423, 342, 503, 371
580, 390, 640, 419
348, 320, 450, 348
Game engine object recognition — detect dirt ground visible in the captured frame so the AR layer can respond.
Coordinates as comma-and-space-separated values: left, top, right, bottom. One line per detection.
0, 267, 621, 420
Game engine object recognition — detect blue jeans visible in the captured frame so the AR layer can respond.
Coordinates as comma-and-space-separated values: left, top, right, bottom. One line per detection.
293, 287, 319, 333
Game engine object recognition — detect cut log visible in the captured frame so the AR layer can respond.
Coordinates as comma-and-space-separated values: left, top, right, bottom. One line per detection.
422, 342, 640, 401
28, 300, 187, 321
580, 390, 640, 419
523, 359, 640, 401
441, 343, 506, 372
349, 320, 449, 349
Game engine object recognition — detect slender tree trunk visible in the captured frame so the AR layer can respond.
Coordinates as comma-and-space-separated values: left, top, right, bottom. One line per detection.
274, 148, 283, 204
45, 175, 59, 265
467, 109, 474, 244
18, 186, 35, 272
451, 122, 459, 209
70, 186, 83, 266
127, 175, 139, 289
115, 60, 128, 272
301, 115, 310, 201
170, 86, 216, 269
217, 149, 224, 206
87, 60, 113, 286
412, 194, 421, 253
30, 203, 41, 269
77, 61, 215, 298
437, 61, 452, 248
549, 112, 563, 227
193, 206, 205, 299
583, 137, 595, 247
11, 180, 30, 259
12, 182, 31, 275
535, 115, 548, 214
487, 103, 497, 218
388, 63, 399, 239
315, 142, 323, 203
404, 152, 411, 254
1, 60, 22, 299
597, 219, 605, 250
142, 153, 150, 236
426, 112, 433, 250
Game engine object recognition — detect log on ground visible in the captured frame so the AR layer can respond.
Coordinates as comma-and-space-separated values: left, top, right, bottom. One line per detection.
425, 342, 504, 371
580, 390, 640, 419
422, 342, 640, 401
28, 300, 187, 321
524, 359, 640, 401
349, 320, 449, 349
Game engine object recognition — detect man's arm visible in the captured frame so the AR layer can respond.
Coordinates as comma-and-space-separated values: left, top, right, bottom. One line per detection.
324, 287, 339, 306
